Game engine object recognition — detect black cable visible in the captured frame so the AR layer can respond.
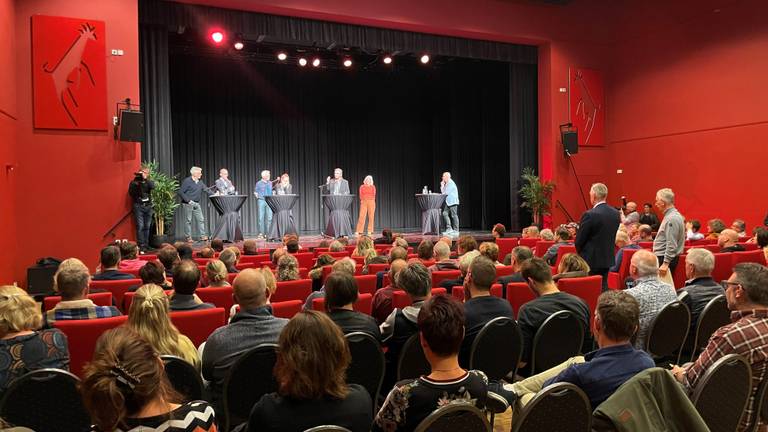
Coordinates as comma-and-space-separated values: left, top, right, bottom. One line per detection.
566, 151, 590, 211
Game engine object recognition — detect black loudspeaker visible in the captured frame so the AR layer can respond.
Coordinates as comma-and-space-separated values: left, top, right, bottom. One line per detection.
562, 129, 578, 155
119, 110, 144, 142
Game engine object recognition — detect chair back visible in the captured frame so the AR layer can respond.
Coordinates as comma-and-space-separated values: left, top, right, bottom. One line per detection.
432, 270, 462, 287
554, 245, 577, 268
557, 276, 602, 326
393, 288, 446, 310
470, 317, 522, 381
345, 332, 385, 405
169, 308, 226, 347
291, 252, 315, 269
692, 354, 752, 432
534, 241, 555, 257
161, 355, 204, 402
329, 251, 351, 259
367, 263, 389, 274
672, 253, 689, 289
495, 265, 517, 280
645, 300, 690, 359
519, 238, 539, 248
616, 248, 639, 289
530, 310, 584, 374
273, 279, 312, 302
505, 282, 536, 319
397, 333, 430, 381
711, 253, 733, 283
0, 369, 90, 432
271, 299, 303, 318
196, 286, 235, 311
238, 254, 270, 264
512, 382, 592, 432
354, 274, 378, 294
356, 293, 373, 315
90, 278, 142, 311
690, 295, 730, 361
490, 284, 503, 298
747, 372, 768, 432
222, 343, 278, 432
733, 249, 767, 266
54, 315, 128, 376
43, 291, 113, 312
496, 237, 519, 262
139, 254, 158, 261
414, 402, 491, 432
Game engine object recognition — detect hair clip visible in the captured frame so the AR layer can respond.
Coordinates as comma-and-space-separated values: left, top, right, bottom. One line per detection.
110, 363, 141, 389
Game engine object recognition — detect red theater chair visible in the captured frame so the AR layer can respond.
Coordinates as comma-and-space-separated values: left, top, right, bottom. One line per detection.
607, 248, 639, 290
392, 288, 447, 309
196, 287, 235, 312
90, 279, 141, 312
170, 308, 226, 347
54, 315, 128, 376
535, 241, 555, 258
272, 300, 303, 319
505, 282, 535, 319
732, 250, 766, 266
43, 292, 112, 312
554, 245, 577, 268
496, 238, 519, 262
290, 252, 315, 269
273, 279, 312, 303
557, 276, 602, 326
354, 275, 377, 295
431, 270, 461, 287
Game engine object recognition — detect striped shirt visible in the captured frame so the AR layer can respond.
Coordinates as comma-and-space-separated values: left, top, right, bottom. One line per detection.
45, 299, 122, 327
683, 309, 768, 431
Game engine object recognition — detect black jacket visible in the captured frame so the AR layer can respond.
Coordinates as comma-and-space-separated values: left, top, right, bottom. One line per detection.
128, 179, 154, 204
575, 203, 621, 270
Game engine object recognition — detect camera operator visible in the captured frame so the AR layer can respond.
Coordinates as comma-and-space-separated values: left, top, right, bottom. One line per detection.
128, 166, 155, 251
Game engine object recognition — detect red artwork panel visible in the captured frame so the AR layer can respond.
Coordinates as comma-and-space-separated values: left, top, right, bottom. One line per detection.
32, 15, 107, 130
569, 67, 604, 147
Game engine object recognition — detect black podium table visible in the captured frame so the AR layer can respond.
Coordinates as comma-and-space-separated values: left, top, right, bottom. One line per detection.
210, 195, 246, 242
416, 193, 447, 235
323, 194, 355, 238
266, 194, 299, 240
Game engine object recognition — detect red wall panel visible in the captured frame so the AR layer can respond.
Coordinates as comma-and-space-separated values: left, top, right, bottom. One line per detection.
0, 0, 17, 284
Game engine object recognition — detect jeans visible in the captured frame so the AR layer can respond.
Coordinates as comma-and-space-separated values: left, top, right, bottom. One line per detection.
442, 204, 459, 232
183, 202, 207, 239
133, 203, 153, 248
257, 199, 273, 236
504, 356, 586, 408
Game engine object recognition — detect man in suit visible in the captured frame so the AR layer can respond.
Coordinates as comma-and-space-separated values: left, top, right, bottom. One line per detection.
575, 183, 621, 291
214, 168, 235, 195
326, 167, 350, 195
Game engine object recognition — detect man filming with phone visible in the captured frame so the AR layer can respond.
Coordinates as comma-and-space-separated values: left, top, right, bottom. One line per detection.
128, 166, 155, 252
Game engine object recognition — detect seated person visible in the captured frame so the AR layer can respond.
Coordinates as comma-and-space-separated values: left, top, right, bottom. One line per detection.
372, 259, 407, 325
92, 245, 134, 280
491, 223, 507, 239
374, 228, 394, 245
498, 246, 534, 288
203, 269, 288, 404
245, 311, 372, 431
456, 235, 478, 257
718, 228, 745, 252
205, 259, 231, 288
626, 222, 640, 242
517, 258, 590, 372
304, 258, 356, 310
758, 228, 768, 263
478, 242, 503, 266
117, 240, 145, 271
459, 256, 514, 367
505, 290, 654, 409
325, 272, 381, 340
639, 203, 660, 231
197, 247, 215, 258
439, 250, 479, 293
731, 219, 748, 239
45, 261, 122, 326
308, 254, 335, 293
609, 231, 640, 272
552, 253, 591, 281
542, 227, 574, 265
210, 238, 225, 253
523, 225, 540, 239
624, 250, 677, 349
285, 237, 301, 254
539, 228, 555, 241
276, 254, 300, 282
157, 246, 180, 278
219, 247, 240, 273
706, 218, 726, 240
243, 239, 259, 255
174, 242, 194, 261
686, 219, 705, 241
375, 295, 488, 431
168, 260, 214, 311
427, 241, 459, 272
634, 224, 654, 243
375, 246, 408, 288
416, 239, 434, 263
677, 248, 724, 339
362, 254, 388, 275
329, 240, 345, 252
353, 236, 377, 262
129, 260, 171, 292
0, 285, 69, 393
81, 327, 216, 431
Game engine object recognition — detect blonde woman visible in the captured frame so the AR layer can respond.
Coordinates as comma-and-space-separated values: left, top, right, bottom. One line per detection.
0, 286, 70, 392
127, 284, 200, 369
206, 259, 231, 287
553, 253, 591, 281
353, 235, 377, 262
355, 175, 376, 236
276, 254, 300, 282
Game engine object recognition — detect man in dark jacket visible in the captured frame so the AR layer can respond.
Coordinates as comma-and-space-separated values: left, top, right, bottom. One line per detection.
575, 183, 621, 291
128, 167, 155, 251
178, 166, 211, 242
677, 248, 724, 339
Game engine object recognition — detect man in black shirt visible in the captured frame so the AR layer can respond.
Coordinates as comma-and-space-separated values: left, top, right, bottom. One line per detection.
677, 248, 725, 340
325, 272, 381, 341
128, 167, 155, 251
92, 245, 134, 281
460, 256, 514, 367
517, 257, 590, 372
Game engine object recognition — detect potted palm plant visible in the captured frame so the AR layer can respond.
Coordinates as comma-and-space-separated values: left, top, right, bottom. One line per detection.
146, 161, 179, 248
519, 166, 555, 226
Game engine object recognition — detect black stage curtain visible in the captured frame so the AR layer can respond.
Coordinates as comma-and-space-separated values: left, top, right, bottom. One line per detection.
139, 24, 173, 173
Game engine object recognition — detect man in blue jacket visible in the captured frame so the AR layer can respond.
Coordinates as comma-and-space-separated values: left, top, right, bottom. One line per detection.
440, 172, 460, 236
179, 166, 210, 242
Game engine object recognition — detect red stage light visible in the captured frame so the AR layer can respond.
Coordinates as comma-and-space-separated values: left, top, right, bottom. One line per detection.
210, 31, 224, 44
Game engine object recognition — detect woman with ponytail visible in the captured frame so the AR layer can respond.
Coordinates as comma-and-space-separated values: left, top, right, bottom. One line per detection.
127, 284, 199, 369
81, 327, 216, 431
205, 260, 230, 288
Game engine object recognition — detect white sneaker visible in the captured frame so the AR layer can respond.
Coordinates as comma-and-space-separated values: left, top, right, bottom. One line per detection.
442, 229, 455, 236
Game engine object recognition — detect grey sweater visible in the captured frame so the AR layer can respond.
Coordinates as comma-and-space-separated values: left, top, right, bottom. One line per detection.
653, 207, 685, 264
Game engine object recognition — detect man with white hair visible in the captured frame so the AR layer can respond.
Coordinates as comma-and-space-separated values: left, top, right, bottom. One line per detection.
215, 168, 235, 195
254, 170, 274, 239
179, 166, 210, 242
428, 241, 459, 272
440, 172, 460, 236
652, 188, 685, 278
678, 248, 724, 337
575, 183, 621, 291
624, 249, 677, 349
622, 201, 640, 226
326, 167, 350, 195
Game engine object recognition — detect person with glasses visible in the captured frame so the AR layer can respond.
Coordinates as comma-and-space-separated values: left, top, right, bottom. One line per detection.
671, 263, 768, 431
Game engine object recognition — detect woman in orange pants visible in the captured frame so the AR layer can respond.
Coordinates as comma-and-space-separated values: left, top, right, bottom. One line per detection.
356, 175, 376, 236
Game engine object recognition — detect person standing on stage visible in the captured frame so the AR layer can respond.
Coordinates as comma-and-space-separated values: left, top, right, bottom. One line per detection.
355, 175, 376, 236
254, 170, 274, 239
215, 168, 236, 195
326, 168, 350, 195
128, 166, 154, 251
274, 173, 292, 195
440, 172, 460, 236
179, 166, 210, 243
575, 183, 621, 291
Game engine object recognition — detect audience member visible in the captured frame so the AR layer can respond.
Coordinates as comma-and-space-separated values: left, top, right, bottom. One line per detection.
517, 258, 590, 371
686, 219, 705, 241
388, 246, 408, 263
492, 223, 507, 239
81, 327, 216, 432
374, 228, 394, 245
672, 263, 768, 431
565, 222, 580, 240
677, 248, 724, 339
498, 246, 534, 287
197, 247, 215, 258
318, 239, 331, 249
718, 229, 745, 252
575, 183, 621, 290
325, 272, 381, 340
219, 248, 239, 273
639, 203, 660, 231
609, 231, 641, 272
174, 242, 194, 261
428, 241, 459, 272
523, 226, 540, 239
478, 242, 502, 266
375, 295, 487, 431
338, 237, 350, 246
624, 249, 677, 349
732, 219, 748, 239
543, 227, 573, 265
304, 258, 356, 310
459, 256, 514, 366
329, 240, 345, 252
353, 236, 377, 262
205, 259, 230, 288
285, 238, 300, 254
271, 247, 287, 266
158, 246, 181, 278
653, 188, 685, 279
505, 290, 654, 409
623, 201, 640, 226
392, 237, 409, 251
539, 228, 555, 241
243, 239, 259, 255
45, 262, 121, 326
706, 218, 726, 240
636, 224, 654, 242
416, 239, 434, 261
131, 260, 170, 292
276, 254, 300, 281
202, 269, 288, 404
309, 254, 335, 292
0, 286, 69, 393
168, 260, 213, 311
362, 254, 388, 275
210, 238, 225, 253
372, 259, 407, 324
456, 235, 478, 256
246, 311, 372, 432
93, 245, 134, 280
117, 241, 145, 271
439, 250, 479, 292
757, 228, 768, 263
553, 253, 591, 281
128, 284, 199, 369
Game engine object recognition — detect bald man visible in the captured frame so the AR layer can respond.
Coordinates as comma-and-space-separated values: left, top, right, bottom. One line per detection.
623, 201, 640, 226
215, 168, 236, 195
719, 229, 746, 253
623, 249, 676, 349
202, 268, 288, 404
372, 259, 408, 324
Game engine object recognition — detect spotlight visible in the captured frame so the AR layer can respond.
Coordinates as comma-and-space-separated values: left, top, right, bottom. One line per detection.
298, 57, 307, 67
312, 58, 321, 67
277, 52, 288, 61
343, 58, 353, 68
210, 31, 225, 44
233, 41, 244, 50
420, 54, 430, 64
383, 55, 393, 65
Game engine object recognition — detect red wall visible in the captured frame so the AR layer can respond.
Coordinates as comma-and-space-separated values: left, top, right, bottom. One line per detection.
0, 0, 17, 283
6, 0, 140, 284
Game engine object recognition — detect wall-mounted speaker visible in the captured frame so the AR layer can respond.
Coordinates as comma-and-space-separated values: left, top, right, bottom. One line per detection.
562, 129, 578, 155
119, 110, 144, 142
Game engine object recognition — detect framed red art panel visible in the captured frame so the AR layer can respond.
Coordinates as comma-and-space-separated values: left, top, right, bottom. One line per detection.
31, 15, 107, 130
569, 67, 604, 147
